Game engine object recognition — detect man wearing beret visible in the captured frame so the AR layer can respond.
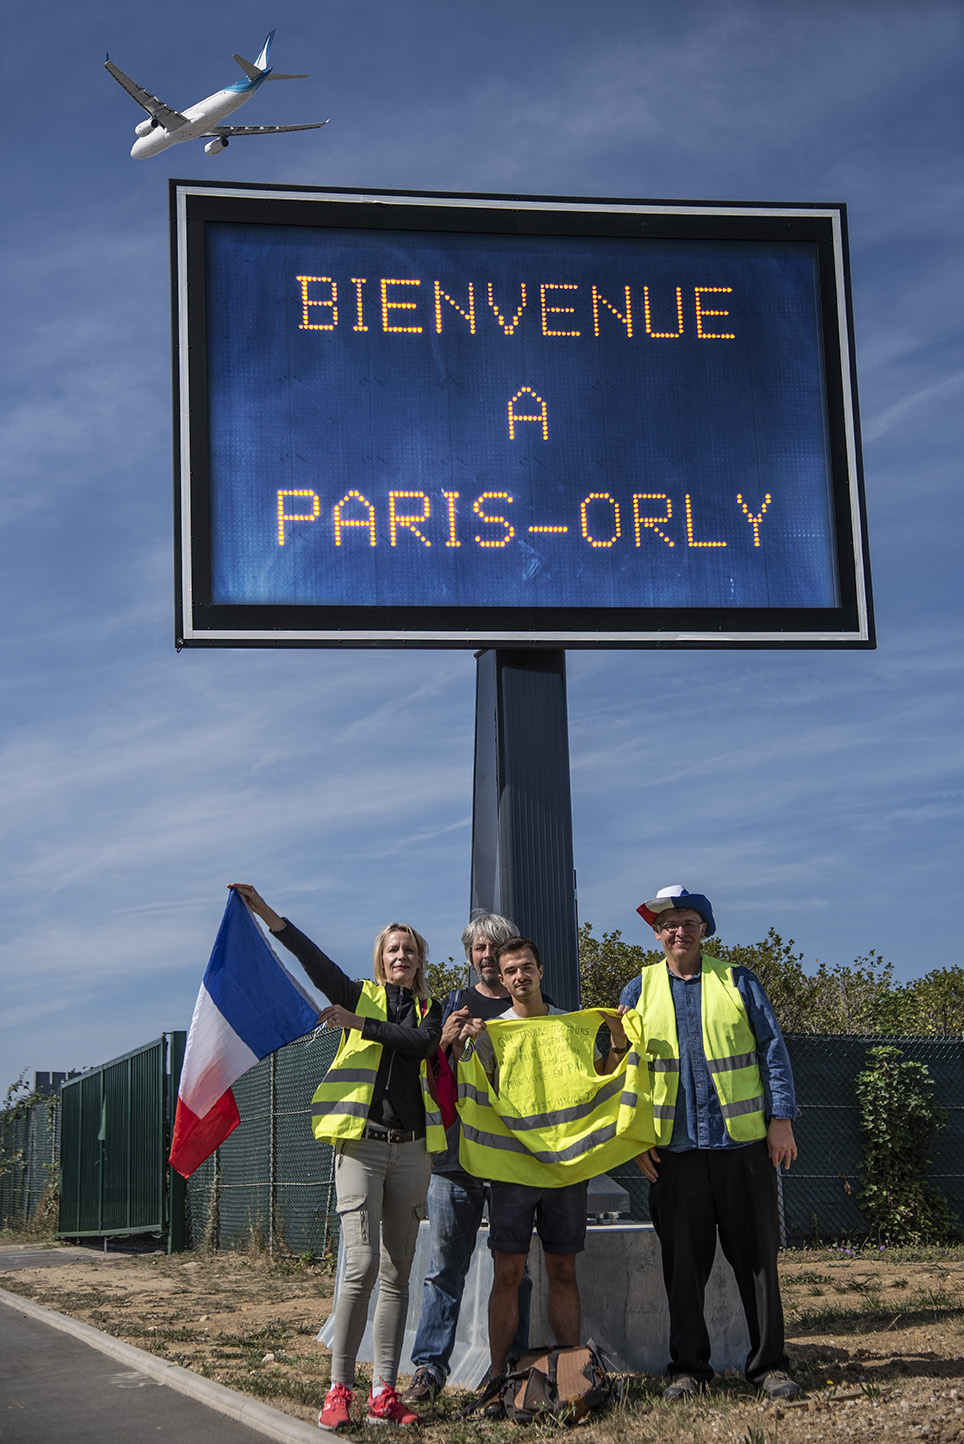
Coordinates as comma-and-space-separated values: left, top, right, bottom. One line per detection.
621, 885, 801, 1402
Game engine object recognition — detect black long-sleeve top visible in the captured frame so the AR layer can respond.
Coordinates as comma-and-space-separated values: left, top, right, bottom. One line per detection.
276, 919, 442, 1134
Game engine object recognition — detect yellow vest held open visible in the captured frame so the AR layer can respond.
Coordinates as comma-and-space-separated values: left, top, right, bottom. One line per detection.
458, 1009, 655, 1187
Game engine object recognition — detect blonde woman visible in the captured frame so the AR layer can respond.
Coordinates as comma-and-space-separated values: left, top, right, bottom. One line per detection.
229, 885, 443, 1428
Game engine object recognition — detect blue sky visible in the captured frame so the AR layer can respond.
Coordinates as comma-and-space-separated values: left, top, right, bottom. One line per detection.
2, 0, 961, 1085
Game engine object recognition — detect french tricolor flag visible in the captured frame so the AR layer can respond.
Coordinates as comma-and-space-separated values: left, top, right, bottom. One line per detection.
169, 890, 319, 1178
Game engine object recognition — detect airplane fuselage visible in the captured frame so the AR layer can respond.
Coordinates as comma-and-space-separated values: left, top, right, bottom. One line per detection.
130, 76, 265, 157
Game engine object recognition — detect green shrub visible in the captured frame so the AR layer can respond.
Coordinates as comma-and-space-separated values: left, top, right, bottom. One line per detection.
855, 1045, 954, 1244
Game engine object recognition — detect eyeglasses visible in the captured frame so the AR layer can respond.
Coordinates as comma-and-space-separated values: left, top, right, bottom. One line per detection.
659, 921, 702, 935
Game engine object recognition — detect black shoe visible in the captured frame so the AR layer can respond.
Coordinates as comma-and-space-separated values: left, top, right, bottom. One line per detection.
663, 1375, 704, 1401
400, 1369, 440, 1407
759, 1370, 802, 1401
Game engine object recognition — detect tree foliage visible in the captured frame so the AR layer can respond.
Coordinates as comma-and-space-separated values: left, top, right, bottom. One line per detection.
578, 923, 963, 1036
711, 930, 815, 1033
855, 1045, 953, 1244
578, 923, 662, 1009
898, 966, 964, 1037
1, 1074, 60, 1236
0, 1074, 52, 1179
425, 955, 468, 1003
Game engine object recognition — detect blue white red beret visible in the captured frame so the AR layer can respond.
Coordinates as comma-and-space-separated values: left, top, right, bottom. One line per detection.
637, 884, 716, 939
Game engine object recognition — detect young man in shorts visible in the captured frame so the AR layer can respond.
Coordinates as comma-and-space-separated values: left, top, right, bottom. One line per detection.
461, 937, 625, 1379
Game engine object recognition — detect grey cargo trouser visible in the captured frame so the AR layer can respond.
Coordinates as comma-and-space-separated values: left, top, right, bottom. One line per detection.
330, 1134, 433, 1388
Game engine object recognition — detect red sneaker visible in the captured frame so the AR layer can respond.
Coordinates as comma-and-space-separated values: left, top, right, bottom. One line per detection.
367, 1381, 420, 1425
318, 1382, 355, 1430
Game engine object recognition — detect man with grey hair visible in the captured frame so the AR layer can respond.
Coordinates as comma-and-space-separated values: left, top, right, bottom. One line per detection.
621, 885, 800, 1403
403, 909, 530, 1405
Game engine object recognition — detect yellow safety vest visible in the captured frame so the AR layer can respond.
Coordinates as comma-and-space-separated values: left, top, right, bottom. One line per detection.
310, 981, 446, 1152
457, 1009, 655, 1187
633, 959, 767, 1146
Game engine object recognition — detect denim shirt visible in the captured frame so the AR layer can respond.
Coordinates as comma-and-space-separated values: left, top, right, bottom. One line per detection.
619, 962, 797, 1152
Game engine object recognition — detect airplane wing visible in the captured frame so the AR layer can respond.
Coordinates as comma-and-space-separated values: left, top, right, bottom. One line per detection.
205, 120, 329, 137
104, 57, 189, 130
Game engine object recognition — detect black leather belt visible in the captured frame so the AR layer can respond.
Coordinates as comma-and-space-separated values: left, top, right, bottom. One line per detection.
362, 1126, 423, 1144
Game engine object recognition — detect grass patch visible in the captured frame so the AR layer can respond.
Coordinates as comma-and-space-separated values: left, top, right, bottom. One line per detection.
214, 1369, 329, 1408
790, 1285, 963, 1334
0, 1279, 116, 1310
783, 1244, 964, 1264
832, 1274, 882, 1295
0, 1226, 60, 1245
7, 1244, 963, 1443
741, 1430, 777, 1444
124, 1324, 217, 1344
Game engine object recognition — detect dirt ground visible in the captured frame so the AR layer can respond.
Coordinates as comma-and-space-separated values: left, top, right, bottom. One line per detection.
1, 1243, 962, 1443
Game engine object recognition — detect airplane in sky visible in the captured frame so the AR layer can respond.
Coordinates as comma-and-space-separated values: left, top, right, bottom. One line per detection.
105, 30, 328, 158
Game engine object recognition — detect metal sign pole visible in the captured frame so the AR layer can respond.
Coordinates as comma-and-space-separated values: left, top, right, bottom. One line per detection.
470, 648, 580, 1010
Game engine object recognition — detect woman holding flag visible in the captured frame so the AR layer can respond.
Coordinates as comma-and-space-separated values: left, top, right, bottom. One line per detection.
229, 884, 443, 1430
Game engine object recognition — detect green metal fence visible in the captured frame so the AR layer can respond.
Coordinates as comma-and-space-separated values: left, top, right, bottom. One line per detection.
58, 1034, 184, 1240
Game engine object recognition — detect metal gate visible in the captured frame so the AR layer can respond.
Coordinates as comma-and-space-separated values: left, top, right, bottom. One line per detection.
58, 1033, 185, 1240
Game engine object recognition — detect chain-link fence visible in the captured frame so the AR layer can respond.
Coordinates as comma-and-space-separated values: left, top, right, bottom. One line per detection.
0, 1097, 59, 1231
186, 1028, 340, 1254
7, 1031, 960, 1249
188, 1031, 964, 1253
780, 1034, 964, 1244
607, 1034, 964, 1243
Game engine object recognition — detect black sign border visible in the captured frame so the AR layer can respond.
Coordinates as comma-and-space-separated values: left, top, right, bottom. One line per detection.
171, 181, 874, 650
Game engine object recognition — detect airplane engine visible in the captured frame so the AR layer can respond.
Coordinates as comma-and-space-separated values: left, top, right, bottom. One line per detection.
204, 136, 229, 155
134, 117, 158, 137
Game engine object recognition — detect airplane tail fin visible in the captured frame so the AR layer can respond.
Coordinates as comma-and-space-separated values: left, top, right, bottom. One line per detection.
254, 29, 275, 72
233, 30, 306, 81
234, 30, 277, 78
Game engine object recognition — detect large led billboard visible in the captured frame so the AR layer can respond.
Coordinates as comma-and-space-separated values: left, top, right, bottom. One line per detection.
172, 182, 873, 647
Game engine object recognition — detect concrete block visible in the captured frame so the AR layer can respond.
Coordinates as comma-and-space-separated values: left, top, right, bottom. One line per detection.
320, 1221, 750, 1385
586, 1176, 631, 1217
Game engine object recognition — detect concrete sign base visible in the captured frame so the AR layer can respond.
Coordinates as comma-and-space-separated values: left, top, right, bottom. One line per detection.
319, 1221, 750, 1385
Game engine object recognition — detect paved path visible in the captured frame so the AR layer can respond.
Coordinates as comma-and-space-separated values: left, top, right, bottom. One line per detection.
0, 1284, 320, 1444
0, 1243, 123, 1272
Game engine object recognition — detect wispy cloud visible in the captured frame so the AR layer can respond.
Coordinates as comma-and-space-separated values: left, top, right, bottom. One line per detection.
861, 372, 964, 443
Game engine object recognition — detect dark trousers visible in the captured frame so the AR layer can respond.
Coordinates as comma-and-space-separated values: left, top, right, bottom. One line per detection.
648, 1141, 789, 1384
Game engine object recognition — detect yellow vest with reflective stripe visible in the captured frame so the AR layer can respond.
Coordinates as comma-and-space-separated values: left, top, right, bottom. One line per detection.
635, 959, 767, 1146
310, 981, 446, 1151
457, 1009, 655, 1186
